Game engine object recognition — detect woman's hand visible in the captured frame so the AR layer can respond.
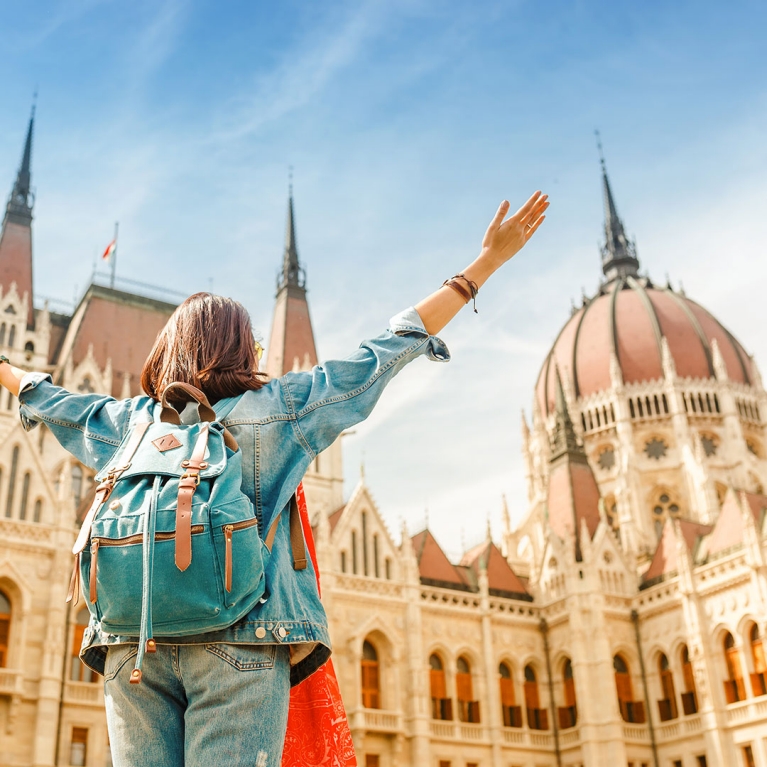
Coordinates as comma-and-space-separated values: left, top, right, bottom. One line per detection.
480, 191, 549, 269
414, 191, 549, 335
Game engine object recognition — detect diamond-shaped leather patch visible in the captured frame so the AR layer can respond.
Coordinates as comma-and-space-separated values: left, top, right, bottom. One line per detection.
152, 433, 183, 452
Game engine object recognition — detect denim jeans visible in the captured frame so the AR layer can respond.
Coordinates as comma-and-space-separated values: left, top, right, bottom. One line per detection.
104, 642, 291, 767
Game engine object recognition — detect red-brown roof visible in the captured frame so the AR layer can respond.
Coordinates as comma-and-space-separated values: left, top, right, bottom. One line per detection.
58, 284, 177, 398
706, 490, 766, 559
536, 283, 753, 414
328, 505, 346, 532
411, 529, 470, 588
0, 219, 34, 327
643, 518, 713, 582
546, 458, 601, 545
460, 541, 529, 597
265, 288, 318, 377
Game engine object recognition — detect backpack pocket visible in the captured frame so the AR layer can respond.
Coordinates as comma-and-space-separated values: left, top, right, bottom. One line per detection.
85, 517, 226, 635
212, 515, 270, 610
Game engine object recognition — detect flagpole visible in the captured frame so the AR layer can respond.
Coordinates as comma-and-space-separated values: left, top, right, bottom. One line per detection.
110, 221, 118, 289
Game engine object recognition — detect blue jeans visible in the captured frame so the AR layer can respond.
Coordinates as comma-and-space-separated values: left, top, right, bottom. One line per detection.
104, 643, 291, 767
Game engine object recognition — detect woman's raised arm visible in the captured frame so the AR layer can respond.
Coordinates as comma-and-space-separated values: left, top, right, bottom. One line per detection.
415, 191, 548, 335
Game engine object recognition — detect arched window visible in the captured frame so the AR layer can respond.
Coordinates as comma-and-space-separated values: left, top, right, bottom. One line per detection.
680, 645, 698, 714
524, 664, 548, 730
558, 658, 577, 728
71, 465, 83, 510
361, 640, 380, 709
0, 323, 5, 346
5, 446, 19, 518
456, 656, 479, 723
651, 488, 682, 539
657, 653, 678, 721
499, 662, 522, 727
0, 590, 10, 668
749, 625, 766, 697
723, 632, 746, 703
373, 533, 380, 578
429, 654, 452, 720
361, 512, 369, 576
18, 472, 30, 521
351, 530, 358, 575
71, 609, 95, 683
33, 499, 42, 524
7, 325, 15, 348
614, 654, 645, 722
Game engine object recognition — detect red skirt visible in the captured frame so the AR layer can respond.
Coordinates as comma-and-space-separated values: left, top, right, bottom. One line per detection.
281, 484, 357, 767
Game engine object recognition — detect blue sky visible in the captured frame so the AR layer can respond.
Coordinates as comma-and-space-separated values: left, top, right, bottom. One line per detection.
2, 0, 766, 557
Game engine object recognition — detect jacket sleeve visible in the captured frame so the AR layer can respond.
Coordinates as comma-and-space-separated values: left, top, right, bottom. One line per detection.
17, 373, 139, 471
285, 307, 450, 457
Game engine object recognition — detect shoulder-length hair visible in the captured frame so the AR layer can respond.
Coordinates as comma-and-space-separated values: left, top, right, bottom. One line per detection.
141, 292, 267, 403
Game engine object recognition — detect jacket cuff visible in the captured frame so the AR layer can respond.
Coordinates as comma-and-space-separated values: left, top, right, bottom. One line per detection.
388, 307, 451, 362
17, 373, 53, 431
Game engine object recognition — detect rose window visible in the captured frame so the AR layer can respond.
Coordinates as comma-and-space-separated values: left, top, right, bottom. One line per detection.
644, 437, 668, 460
597, 446, 616, 471
700, 434, 718, 457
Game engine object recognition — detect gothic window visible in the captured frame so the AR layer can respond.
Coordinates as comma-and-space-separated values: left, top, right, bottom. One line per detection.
700, 433, 718, 457
723, 632, 746, 703
524, 665, 548, 729
18, 472, 30, 520
5, 446, 19, 518
340, 551, 347, 573
558, 658, 577, 729
77, 377, 95, 394
373, 533, 380, 578
644, 437, 668, 460
456, 656, 479, 723
0, 590, 10, 668
680, 645, 698, 715
33, 499, 42, 523
499, 662, 522, 727
0, 324, 5, 346
657, 653, 678, 721
385, 558, 392, 580
429, 653, 452, 720
361, 640, 380, 709
71, 608, 95, 683
749, 625, 767, 697
351, 530, 358, 575
361, 512, 369, 576
597, 445, 616, 471
7, 326, 15, 348
614, 654, 645, 723
652, 488, 682, 538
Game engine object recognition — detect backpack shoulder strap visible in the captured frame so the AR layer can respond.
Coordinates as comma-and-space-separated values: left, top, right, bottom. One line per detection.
264, 495, 307, 571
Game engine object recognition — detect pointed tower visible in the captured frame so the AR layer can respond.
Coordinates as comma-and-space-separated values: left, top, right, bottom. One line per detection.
0, 106, 36, 327
546, 368, 601, 559
596, 132, 639, 282
264, 190, 319, 377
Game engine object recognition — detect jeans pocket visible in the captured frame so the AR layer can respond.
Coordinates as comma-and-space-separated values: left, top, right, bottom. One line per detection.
104, 644, 139, 681
204, 643, 277, 671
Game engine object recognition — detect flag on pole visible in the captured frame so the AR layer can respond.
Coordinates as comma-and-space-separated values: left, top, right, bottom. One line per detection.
101, 239, 116, 261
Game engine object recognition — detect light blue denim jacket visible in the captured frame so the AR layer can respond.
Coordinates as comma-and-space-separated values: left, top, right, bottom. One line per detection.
18, 307, 449, 685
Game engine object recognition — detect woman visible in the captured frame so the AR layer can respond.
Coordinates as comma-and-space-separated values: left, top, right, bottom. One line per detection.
0, 192, 547, 766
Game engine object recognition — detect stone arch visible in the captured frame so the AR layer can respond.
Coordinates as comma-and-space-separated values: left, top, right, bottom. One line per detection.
0, 566, 32, 670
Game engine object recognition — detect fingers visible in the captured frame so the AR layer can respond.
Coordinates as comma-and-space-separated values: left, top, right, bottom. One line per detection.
487, 200, 510, 232
524, 214, 546, 239
514, 191, 543, 220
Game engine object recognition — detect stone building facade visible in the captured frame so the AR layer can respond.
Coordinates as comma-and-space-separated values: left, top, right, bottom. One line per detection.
0, 110, 765, 767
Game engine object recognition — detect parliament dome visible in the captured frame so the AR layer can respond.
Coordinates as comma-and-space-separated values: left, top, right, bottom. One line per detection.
535, 155, 754, 417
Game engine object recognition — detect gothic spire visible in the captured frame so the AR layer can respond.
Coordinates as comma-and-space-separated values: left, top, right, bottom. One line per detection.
278, 183, 305, 292
550, 367, 582, 462
596, 131, 639, 282
6, 105, 35, 226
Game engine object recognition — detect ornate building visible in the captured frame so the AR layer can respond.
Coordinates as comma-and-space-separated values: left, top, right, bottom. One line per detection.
0, 111, 765, 767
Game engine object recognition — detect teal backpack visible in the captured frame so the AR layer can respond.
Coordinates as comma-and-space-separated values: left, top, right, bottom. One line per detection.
66, 383, 307, 684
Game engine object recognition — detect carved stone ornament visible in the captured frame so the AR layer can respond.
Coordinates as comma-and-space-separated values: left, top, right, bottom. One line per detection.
644, 437, 668, 460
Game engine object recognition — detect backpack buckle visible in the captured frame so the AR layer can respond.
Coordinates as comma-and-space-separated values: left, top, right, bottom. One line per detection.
180, 472, 201, 487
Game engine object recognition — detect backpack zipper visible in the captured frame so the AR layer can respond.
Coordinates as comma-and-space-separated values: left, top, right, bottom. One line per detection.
89, 526, 205, 603
223, 517, 259, 593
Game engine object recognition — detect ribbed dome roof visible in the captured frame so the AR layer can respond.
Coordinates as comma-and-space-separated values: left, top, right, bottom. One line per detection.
536, 276, 753, 416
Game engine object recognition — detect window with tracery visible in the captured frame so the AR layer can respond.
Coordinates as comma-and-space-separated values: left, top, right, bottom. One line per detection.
361, 639, 380, 709
430, 653, 452, 720
644, 437, 668, 460
651, 488, 682, 539
0, 590, 10, 668
597, 445, 616, 471
723, 632, 746, 703
499, 662, 522, 727
524, 664, 548, 730
456, 656, 479, 723
700, 432, 718, 457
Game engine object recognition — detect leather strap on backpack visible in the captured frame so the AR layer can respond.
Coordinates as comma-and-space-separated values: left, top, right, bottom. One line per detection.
175, 423, 210, 571
160, 382, 238, 451
264, 495, 307, 571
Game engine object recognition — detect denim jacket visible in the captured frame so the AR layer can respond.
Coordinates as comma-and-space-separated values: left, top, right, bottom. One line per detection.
18, 307, 449, 685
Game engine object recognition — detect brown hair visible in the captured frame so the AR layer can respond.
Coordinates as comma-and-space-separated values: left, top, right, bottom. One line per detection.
141, 292, 267, 403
